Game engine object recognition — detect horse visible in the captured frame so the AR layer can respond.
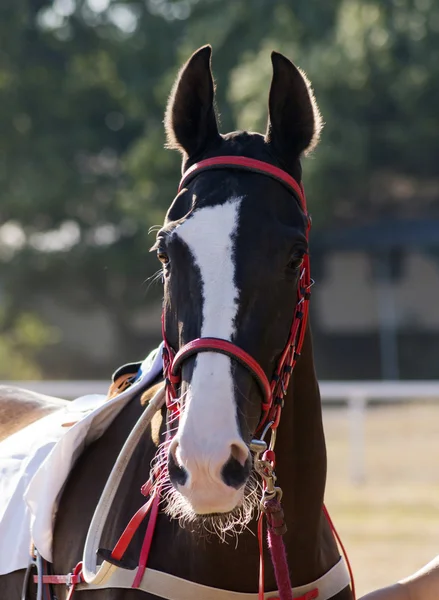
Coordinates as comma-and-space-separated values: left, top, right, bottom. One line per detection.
0, 46, 355, 600
0, 386, 67, 442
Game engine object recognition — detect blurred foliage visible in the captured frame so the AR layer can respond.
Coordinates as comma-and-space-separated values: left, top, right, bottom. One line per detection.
0, 0, 438, 377
0, 310, 59, 378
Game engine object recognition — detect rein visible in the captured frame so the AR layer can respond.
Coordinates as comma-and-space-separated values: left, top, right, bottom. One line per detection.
27, 156, 355, 600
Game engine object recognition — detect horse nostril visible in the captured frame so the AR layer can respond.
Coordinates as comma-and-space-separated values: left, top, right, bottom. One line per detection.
221, 448, 251, 489
168, 441, 188, 487
230, 443, 249, 467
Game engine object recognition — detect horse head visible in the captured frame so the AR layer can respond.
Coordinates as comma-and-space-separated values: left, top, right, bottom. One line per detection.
155, 45, 322, 527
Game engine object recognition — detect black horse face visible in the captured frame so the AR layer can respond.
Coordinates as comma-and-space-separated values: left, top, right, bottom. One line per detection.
156, 46, 321, 522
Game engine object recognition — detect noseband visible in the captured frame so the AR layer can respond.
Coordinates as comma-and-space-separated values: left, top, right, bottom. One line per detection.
161, 155, 312, 434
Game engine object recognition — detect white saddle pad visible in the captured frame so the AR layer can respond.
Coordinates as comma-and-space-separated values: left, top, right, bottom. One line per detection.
0, 345, 163, 576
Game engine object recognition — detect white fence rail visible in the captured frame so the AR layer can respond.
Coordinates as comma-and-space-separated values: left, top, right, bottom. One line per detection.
3, 380, 439, 483
320, 381, 439, 483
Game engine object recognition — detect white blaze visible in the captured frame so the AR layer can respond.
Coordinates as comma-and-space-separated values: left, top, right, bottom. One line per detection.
172, 197, 247, 513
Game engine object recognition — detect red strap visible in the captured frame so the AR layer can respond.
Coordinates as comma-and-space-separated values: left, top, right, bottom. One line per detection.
67, 563, 83, 600
33, 575, 79, 586
171, 337, 272, 408
258, 503, 355, 600
178, 157, 305, 211
111, 495, 156, 561
33, 574, 82, 585
258, 513, 265, 600
269, 591, 318, 600
323, 504, 356, 600
298, 592, 319, 600
132, 492, 161, 588
34, 561, 83, 590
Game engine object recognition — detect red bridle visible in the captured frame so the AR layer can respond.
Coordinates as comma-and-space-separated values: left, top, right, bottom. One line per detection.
161, 155, 312, 435
37, 156, 355, 600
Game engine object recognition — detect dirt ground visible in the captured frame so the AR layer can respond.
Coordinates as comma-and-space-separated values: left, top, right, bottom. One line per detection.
323, 402, 439, 597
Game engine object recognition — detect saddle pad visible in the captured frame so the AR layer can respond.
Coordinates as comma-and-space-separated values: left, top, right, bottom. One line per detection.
0, 344, 163, 576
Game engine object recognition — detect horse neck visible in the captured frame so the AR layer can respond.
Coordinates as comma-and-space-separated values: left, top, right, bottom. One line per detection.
273, 322, 341, 586
90, 329, 346, 596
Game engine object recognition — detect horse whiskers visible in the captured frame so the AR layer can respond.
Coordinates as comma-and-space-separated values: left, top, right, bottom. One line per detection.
143, 269, 164, 295
166, 413, 180, 425
163, 426, 179, 438
159, 470, 261, 543
148, 388, 262, 541
148, 442, 169, 494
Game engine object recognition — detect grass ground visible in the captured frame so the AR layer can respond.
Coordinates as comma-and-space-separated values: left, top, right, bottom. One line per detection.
323, 402, 439, 597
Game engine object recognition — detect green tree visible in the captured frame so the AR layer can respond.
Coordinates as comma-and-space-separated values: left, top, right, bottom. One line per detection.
1, 0, 438, 378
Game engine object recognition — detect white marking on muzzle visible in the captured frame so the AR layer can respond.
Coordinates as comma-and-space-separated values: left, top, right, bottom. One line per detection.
171, 197, 249, 514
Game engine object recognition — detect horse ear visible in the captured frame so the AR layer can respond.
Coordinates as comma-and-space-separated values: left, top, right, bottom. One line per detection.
265, 52, 322, 163
165, 45, 220, 158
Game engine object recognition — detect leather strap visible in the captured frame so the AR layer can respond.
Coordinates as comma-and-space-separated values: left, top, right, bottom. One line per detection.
178, 157, 305, 208
171, 337, 272, 407
76, 556, 350, 600
81, 385, 165, 585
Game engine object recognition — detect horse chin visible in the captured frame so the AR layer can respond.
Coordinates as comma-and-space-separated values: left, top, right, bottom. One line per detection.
162, 473, 261, 540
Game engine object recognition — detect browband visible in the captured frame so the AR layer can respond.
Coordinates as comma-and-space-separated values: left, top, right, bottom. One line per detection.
178, 156, 305, 211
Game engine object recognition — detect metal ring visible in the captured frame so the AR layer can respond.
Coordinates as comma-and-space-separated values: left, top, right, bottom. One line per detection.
260, 420, 275, 443
256, 420, 277, 453
268, 428, 277, 452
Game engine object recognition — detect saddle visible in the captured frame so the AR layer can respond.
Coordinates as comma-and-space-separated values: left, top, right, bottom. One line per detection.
0, 345, 163, 578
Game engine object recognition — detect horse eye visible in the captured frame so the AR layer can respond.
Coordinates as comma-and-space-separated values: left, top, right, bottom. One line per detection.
287, 253, 305, 271
157, 251, 170, 265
